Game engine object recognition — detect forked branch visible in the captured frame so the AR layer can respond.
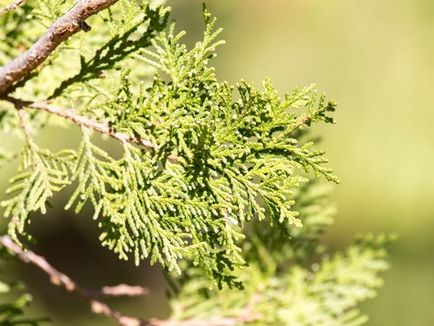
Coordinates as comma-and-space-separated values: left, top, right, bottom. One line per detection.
0, 235, 149, 326
0, 234, 260, 326
0, 0, 119, 96
3, 96, 179, 162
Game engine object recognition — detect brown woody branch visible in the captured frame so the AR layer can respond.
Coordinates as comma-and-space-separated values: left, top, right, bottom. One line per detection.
3, 96, 179, 162
10, 97, 158, 149
0, 234, 260, 326
0, 0, 119, 96
0, 0, 26, 16
2, 97, 314, 164
0, 235, 150, 326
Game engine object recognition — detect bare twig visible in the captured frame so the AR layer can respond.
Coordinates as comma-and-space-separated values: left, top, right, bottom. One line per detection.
15, 103, 32, 141
0, 235, 149, 326
27, 99, 157, 150
3, 96, 179, 162
0, 0, 26, 16
99, 284, 150, 297
0, 234, 260, 326
0, 0, 119, 96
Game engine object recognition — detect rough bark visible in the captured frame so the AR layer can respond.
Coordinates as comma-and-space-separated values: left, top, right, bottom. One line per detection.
0, 0, 119, 96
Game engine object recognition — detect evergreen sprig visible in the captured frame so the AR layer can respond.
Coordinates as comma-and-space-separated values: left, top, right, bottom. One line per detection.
0, 248, 48, 325
50, 3, 170, 98
1, 142, 73, 242
168, 233, 393, 326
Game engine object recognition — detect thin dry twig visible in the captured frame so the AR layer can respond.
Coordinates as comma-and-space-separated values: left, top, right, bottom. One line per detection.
0, 0, 119, 96
0, 234, 150, 326
15, 103, 32, 141
3, 96, 179, 162
0, 234, 261, 326
0, 0, 26, 16
100, 284, 150, 297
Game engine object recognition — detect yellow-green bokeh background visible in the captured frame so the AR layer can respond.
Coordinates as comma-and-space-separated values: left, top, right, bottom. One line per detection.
2, 0, 434, 325
173, 1, 434, 324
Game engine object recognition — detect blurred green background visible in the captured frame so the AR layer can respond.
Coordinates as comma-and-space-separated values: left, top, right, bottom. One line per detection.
173, 1, 434, 325
2, 0, 434, 325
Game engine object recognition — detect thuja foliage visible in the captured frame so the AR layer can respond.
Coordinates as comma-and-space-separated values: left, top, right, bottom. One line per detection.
168, 185, 393, 325
0, 281, 42, 325
0, 1, 392, 324
0, 249, 47, 325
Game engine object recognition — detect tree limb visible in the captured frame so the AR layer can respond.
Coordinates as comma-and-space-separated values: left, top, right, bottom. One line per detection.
3, 96, 179, 162
2, 96, 316, 164
0, 0, 26, 16
0, 234, 150, 326
0, 0, 119, 96
0, 234, 259, 326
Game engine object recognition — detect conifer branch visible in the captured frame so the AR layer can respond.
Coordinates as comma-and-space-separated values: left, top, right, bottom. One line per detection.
0, 234, 149, 326
0, 234, 261, 326
3, 96, 179, 161
0, 0, 119, 96
0, 0, 26, 16
27, 100, 157, 150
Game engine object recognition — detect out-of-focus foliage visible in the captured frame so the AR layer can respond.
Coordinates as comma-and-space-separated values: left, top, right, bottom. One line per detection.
0, 250, 47, 325
167, 182, 393, 325
170, 238, 391, 326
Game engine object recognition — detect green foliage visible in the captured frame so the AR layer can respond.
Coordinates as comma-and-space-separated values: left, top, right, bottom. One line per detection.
0, 250, 47, 325
50, 3, 170, 98
0, 1, 392, 324
0, 284, 42, 325
0, 148, 13, 166
165, 179, 393, 324
1, 5, 341, 287
0, 3, 38, 66
246, 181, 336, 269
1, 141, 73, 242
